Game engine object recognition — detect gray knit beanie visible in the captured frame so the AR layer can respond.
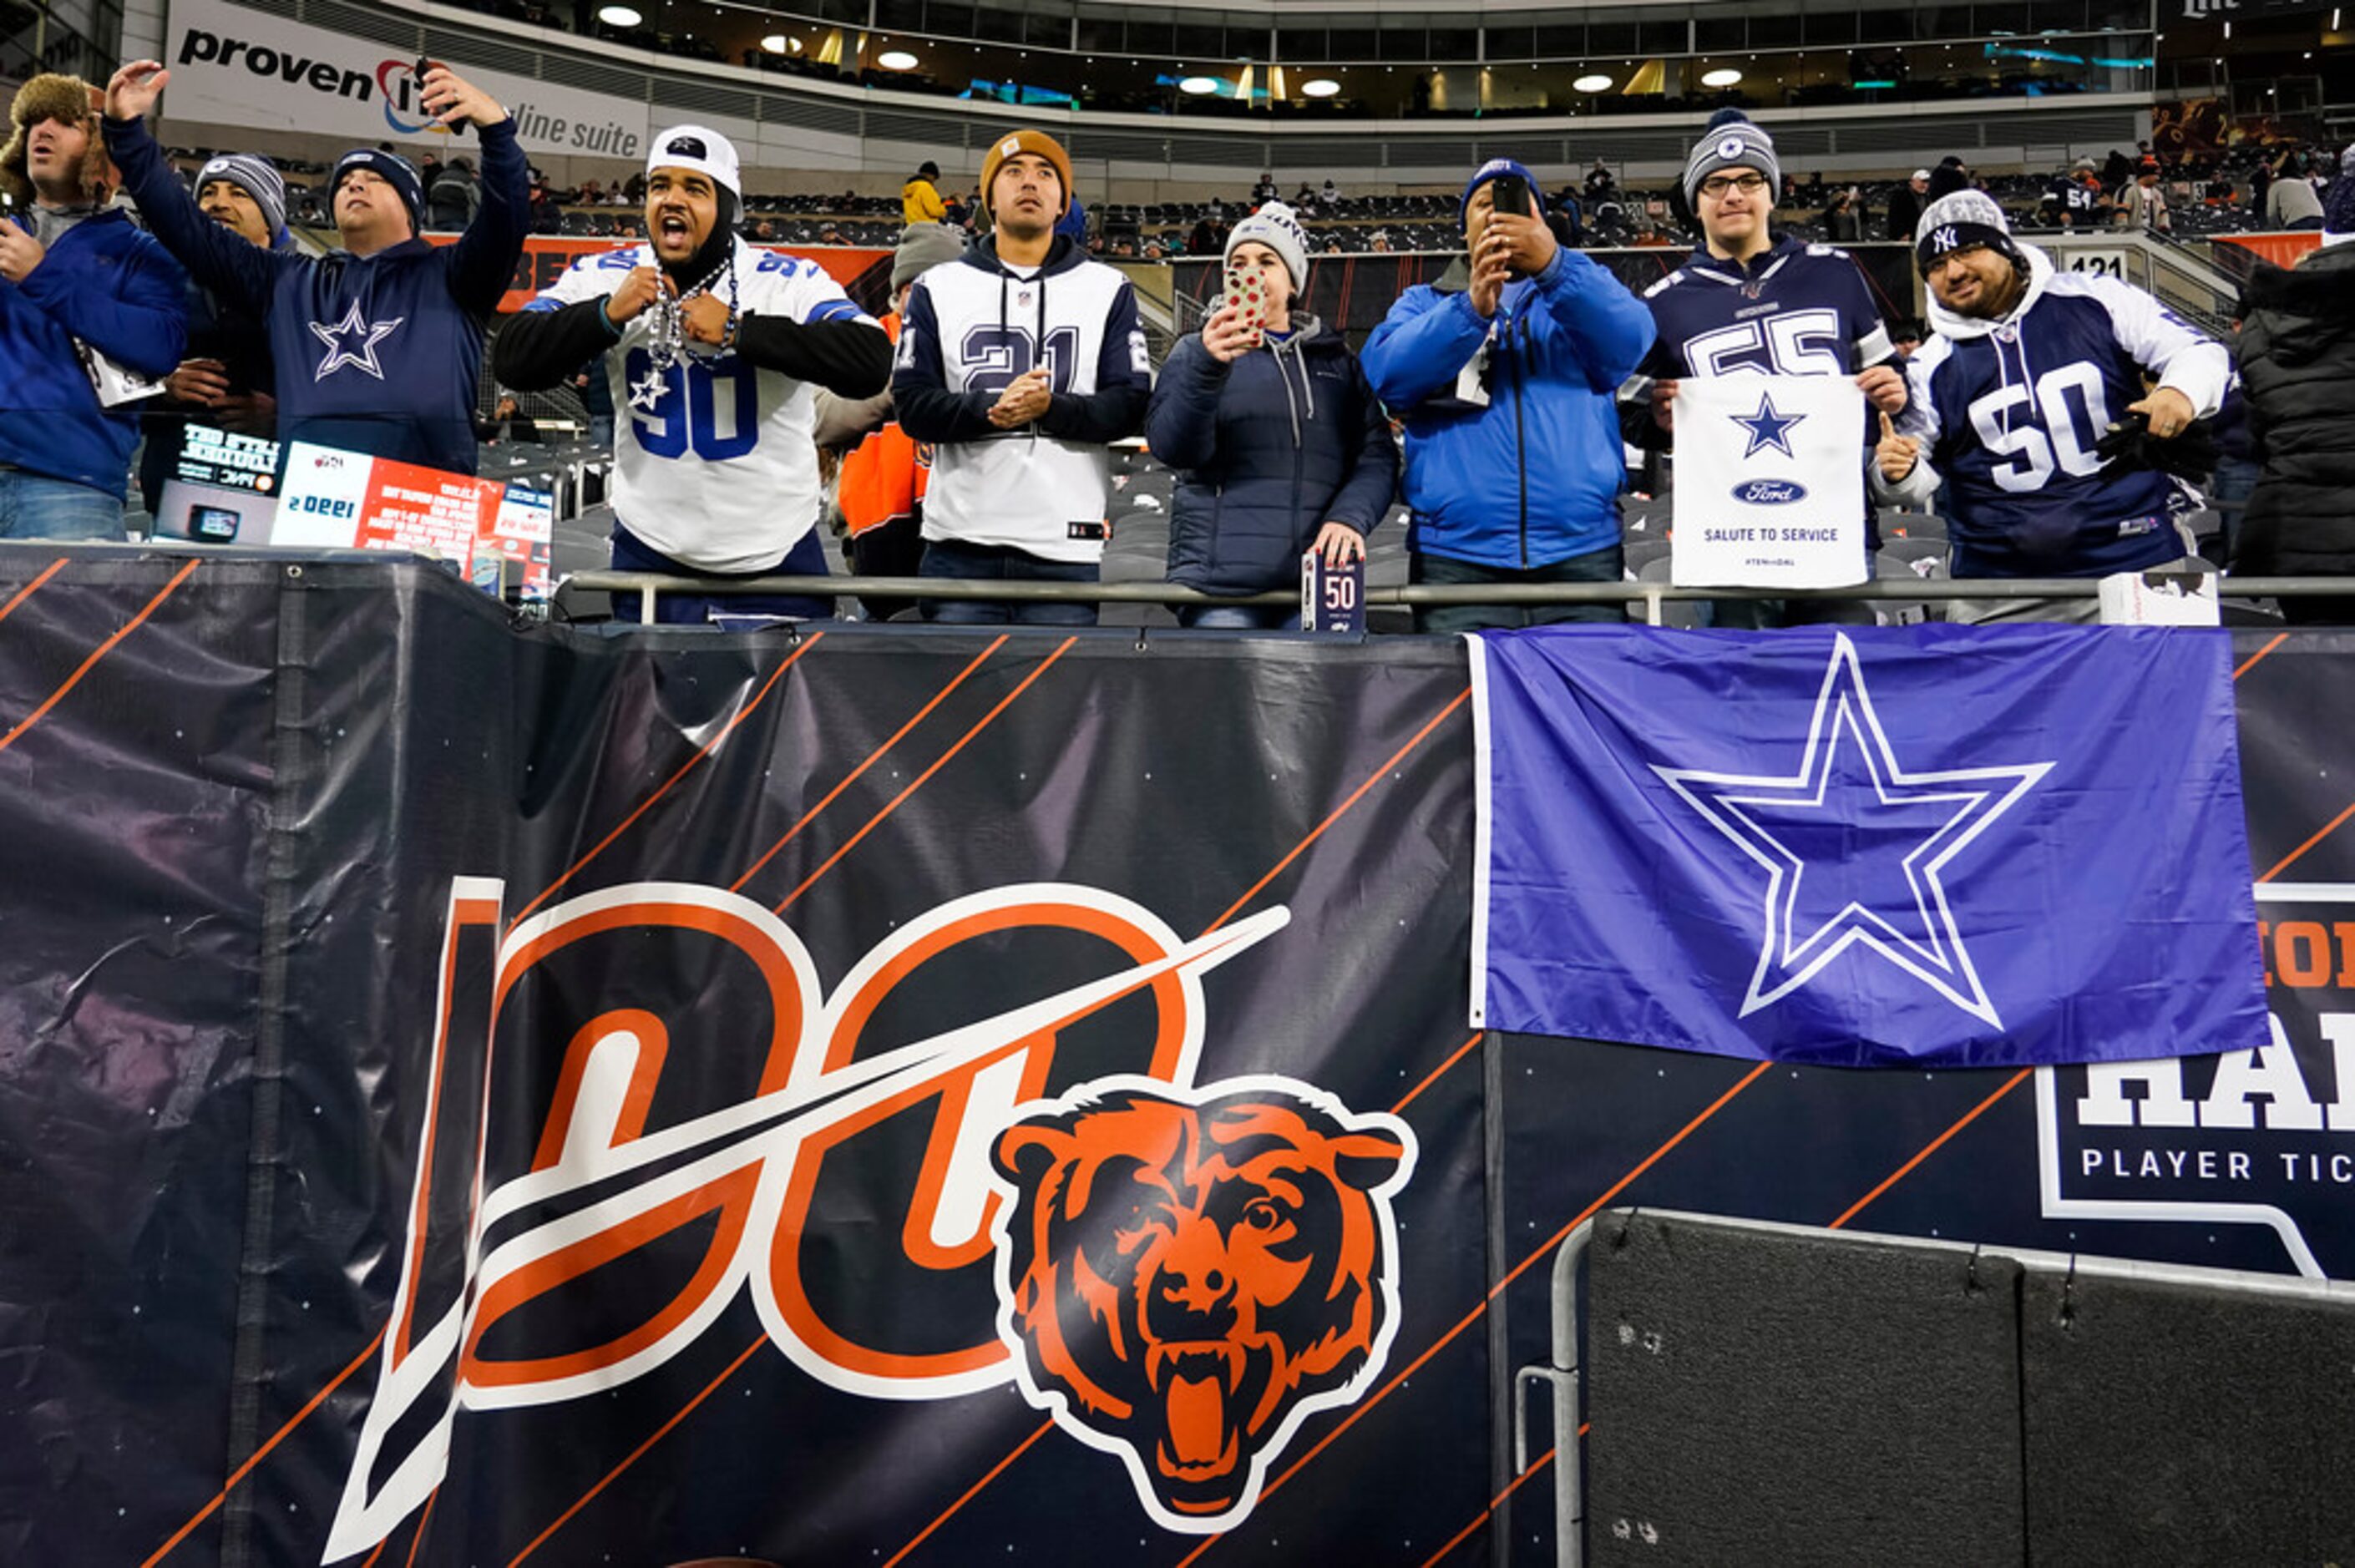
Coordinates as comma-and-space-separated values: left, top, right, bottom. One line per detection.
892, 221, 966, 290
195, 153, 287, 241
1684, 111, 1780, 205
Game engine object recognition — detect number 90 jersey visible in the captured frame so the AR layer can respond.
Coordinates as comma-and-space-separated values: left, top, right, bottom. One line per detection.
1894, 245, 2231, 577
524, 240, 877, 573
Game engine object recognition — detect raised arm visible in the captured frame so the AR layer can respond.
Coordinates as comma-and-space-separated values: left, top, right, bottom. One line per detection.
101, 63, 285, 317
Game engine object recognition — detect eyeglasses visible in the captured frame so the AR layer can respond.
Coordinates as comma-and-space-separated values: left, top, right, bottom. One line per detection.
1697, 172, 1769, 199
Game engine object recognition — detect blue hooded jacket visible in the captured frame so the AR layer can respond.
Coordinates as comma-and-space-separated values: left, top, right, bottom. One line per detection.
1361, 245, 1653, 569
0, 206, 187, 498
1147, 314, 1397, 595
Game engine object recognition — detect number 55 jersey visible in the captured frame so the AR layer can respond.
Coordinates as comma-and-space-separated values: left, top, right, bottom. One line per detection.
1883, 243, 2231, 577
892, 235, 1152, 564
519, 239, 885, 573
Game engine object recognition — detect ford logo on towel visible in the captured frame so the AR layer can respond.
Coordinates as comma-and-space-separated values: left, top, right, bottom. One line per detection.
1732, 479, 1808, 505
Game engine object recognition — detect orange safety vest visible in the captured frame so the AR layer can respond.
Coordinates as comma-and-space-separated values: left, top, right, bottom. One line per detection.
839, 311, 930, 538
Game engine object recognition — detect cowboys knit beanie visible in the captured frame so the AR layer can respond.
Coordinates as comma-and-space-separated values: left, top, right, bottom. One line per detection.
330, 146, 424, 230
1225, 200, 1309, 291
893, 220, 967, 289
1915, 188, 2025, 276
1459, 157, 1541, 228
1684, 109, 1780, 205
979, 129, 1074, 215
196, 153, 287, 241
2324, 144, 2355, 248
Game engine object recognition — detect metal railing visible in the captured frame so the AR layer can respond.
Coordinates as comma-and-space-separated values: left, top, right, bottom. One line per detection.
562, 569, 2355, 629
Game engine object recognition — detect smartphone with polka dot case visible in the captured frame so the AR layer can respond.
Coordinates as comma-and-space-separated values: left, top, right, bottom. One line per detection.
1223, 258, 1267, 347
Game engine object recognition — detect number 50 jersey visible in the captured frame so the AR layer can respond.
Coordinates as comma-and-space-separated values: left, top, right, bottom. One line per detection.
525, 240, 877, 572
1889, 244, 2231, 577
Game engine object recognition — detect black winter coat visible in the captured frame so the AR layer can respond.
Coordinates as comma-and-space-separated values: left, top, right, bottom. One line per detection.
2231, 243, 2355, 576
1147, 315, 1399, 595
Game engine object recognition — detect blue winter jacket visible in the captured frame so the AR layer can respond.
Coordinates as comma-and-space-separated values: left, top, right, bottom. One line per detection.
1147, 315, 1398, 595
1361, 246, 1654, 569
0, 207, 187, 498
106, 114, 529, 476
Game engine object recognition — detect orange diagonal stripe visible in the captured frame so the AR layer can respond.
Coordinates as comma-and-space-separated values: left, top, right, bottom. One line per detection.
400, 1487, 439, 1568
1416, 1448, 1556, 1568
1172, 1059, 1775, 1566
1393, 1032, 1484, 1115
731, 635, 1005, 893
773, 638, 1076, 913
139, 1322, 386, 1567
511, 634, 822, 926
1827, 1067, 2031, 1231
0, 558, 197, 759
507, 1333, 768, 1565
2233, 631, 2287, 681
879, 1418, 1057, 1568
2260, 800, 2355, 885
0, 556, 65, 630
1200, 685, 1471, 937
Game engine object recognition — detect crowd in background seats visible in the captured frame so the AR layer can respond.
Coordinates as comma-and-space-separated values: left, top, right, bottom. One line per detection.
8, 57, 2352, 632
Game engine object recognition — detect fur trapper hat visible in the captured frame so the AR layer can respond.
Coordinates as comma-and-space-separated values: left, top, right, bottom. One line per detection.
1, 74, 111, 207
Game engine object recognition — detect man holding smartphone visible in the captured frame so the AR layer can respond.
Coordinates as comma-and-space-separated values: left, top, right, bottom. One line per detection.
104, 56, 527, 476
1361, 157, 1655, 632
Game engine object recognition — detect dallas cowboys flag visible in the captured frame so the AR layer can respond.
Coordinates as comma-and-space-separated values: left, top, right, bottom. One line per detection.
1466, 625, 2268, 1068
1672, 374, 1866, 589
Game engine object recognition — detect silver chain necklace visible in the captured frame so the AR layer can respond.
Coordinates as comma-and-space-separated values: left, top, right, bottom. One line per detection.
626, 252, 737, 412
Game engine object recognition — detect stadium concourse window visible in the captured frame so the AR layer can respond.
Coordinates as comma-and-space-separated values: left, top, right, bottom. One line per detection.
495, 0, 2156, 113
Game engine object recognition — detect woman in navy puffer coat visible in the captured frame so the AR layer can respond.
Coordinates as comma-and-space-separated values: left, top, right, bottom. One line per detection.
1147, 204, 1398, 628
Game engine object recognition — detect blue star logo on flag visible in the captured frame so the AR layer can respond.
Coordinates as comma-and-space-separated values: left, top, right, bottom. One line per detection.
309, 301, 406, 382
1730, 391, 1806, 458
1652, 634, 2052, 1025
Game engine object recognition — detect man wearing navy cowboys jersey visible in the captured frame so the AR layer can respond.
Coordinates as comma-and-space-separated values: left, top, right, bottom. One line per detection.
1874, 190, 2230, 619
103, 58, 527, 477
496, 125, 891, 622
1631, 110, 1909, 627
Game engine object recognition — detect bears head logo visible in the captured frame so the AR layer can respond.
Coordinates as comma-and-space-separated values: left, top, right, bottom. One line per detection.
988, 1075, 1416, 1532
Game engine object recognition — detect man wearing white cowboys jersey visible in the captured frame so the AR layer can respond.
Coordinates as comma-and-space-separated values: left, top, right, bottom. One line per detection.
1874, 190, 2229, 620
496, 125, 891, 622
892, 129, 1150, 625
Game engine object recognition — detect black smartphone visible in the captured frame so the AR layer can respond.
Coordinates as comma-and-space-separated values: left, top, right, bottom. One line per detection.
1487, 173, 1532, 220
190, 506, 241, 543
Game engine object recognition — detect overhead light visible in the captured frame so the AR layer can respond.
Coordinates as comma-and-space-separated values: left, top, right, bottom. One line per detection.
1302, 78, 1340, 97
1701, 67, 1743, 86
1178, 75, 1220, 94
878, 49, 918, 68
760, 33, 789, 52
1573, 73, 1613, 92
596, 3, 641, 24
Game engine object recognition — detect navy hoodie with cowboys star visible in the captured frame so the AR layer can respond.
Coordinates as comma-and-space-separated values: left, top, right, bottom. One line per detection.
104, 114, 529, 476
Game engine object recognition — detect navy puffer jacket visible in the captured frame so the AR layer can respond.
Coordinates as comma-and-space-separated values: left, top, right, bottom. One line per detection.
1147, 313, 1399, 596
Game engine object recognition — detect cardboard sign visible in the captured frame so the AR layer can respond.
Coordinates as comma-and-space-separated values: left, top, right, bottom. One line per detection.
1671, 374, 1868, 590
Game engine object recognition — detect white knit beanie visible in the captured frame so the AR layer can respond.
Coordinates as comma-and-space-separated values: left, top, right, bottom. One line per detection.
1224, 200, 1309, 292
